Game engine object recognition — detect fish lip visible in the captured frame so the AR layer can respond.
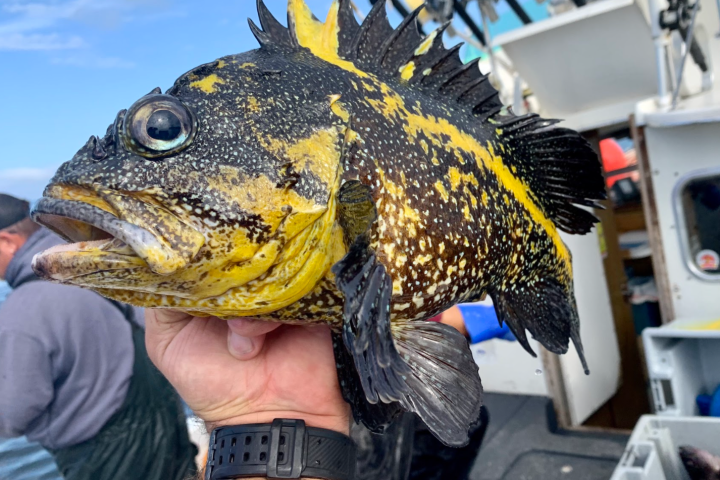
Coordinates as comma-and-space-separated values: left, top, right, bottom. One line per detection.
31, 197, 165, 274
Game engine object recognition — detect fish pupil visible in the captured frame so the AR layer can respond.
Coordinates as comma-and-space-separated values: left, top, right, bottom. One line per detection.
146, 109, 181, 141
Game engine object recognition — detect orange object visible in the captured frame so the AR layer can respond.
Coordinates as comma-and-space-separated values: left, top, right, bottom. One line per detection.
600, 138, 632, 188
600, 139, 639, 188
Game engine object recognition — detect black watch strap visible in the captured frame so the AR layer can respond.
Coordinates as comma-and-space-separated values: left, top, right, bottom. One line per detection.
204, 419, 356, 480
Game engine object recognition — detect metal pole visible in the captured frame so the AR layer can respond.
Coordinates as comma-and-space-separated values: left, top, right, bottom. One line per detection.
480, 7, 505, 95
647, 0, 671, 106
453, 0, 486, 46
350, 0, 366, 20
513, 73, 526, 115
505, 0, 533, 24
672, 1, 701, 109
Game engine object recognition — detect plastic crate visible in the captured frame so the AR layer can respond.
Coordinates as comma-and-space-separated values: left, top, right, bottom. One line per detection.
642, 319, 720, 416
611, 415, 720, 480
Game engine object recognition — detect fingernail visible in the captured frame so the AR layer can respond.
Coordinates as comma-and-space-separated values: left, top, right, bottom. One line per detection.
228, 331, 254, 358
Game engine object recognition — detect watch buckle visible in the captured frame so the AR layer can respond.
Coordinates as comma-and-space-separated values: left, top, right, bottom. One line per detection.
267, 418, 306, 479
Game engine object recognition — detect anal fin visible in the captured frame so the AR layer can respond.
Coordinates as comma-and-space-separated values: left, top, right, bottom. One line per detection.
490, 279, 590, 374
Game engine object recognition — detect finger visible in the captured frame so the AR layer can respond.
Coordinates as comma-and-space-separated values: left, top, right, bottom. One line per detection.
148, 308, 194, 325
227, 329, 267, 360
227, 318, 282, 337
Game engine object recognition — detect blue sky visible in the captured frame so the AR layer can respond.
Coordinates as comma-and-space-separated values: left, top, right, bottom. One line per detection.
0, 0, 547, 201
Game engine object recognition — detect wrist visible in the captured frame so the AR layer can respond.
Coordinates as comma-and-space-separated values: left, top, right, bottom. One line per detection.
204, 411, 350, 436
204, 419, 355, 480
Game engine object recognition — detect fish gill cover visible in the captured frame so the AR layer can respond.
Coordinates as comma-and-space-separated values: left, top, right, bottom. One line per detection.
30, 0, 606, 446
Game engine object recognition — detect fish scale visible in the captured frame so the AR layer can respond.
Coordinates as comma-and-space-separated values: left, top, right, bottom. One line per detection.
31, 0, 606, 447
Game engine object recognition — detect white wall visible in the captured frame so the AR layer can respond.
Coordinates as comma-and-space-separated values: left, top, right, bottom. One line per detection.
645, 122, 720, 321
559, 228, 622, 425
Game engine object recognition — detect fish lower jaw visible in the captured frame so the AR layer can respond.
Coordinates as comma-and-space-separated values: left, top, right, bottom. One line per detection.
39, 238, 128, 255
32, 239, 147, 282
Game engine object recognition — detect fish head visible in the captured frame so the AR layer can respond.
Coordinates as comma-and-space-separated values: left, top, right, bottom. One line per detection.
680, 445, 720, 480
32, 51, 348, 314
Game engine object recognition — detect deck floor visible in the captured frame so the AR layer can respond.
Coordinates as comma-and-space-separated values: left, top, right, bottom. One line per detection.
470, 393, 630, 480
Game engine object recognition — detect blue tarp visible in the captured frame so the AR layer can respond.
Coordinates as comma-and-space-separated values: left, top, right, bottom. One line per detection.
457, 303, 516, 344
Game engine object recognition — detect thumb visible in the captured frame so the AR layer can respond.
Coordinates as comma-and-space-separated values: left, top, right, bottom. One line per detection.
226, 319, 281, 360
227, 330, 263, 360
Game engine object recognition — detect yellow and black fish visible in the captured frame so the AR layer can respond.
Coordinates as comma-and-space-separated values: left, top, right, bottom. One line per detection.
31, 0, 606, 446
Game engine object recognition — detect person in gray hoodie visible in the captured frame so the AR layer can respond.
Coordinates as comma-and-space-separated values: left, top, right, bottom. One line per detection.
0, 193, 197, 480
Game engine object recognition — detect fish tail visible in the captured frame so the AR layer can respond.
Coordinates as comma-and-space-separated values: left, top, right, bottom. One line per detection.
489, 271, 589, 375
391, 319, 484, 447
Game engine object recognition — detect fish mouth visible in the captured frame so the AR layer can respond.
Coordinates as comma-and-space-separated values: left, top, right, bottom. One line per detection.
32, 191, 205, 281
32, 197, 158, 280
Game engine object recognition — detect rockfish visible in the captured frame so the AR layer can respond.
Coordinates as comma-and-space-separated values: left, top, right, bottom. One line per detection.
32, 0, 606, 446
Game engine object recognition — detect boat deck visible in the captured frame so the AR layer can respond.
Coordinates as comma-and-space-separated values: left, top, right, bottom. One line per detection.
471, 393, 630, 480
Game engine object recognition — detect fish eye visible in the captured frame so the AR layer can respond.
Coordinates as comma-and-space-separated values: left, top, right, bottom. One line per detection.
147, 110, 181, 141
122, 94, 197, 159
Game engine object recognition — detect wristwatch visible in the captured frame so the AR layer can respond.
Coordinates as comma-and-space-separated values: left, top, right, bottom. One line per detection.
204, 419, 356, 479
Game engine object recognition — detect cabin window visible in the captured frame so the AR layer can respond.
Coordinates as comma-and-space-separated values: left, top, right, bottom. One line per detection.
674, 168, 720, 281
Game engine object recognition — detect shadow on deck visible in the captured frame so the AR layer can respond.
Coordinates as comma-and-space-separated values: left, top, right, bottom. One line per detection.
471, 393, 629, 480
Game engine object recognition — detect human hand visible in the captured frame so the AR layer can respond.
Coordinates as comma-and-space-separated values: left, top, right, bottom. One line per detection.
145, 310, 351, 435
440, 306, 469, 337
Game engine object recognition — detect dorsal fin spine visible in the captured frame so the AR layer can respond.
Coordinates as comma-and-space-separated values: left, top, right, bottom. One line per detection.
439, 60, 481, 92
419, 44, 463, 86
377, 6, 423, 68
337, 0, 361, 58
471, 91, 501, 113
457, 75, 491, 102
285, 10, 300, 47
254, 0, 294, 47
248, 19, 270, 46
352, 0, 394, 65
343, 0, 387, 61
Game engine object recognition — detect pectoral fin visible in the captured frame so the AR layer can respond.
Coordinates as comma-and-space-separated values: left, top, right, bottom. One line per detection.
333, 180, 411, 405
332, 180, 483, 446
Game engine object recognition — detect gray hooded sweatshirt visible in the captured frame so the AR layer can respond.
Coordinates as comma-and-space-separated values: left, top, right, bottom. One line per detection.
0, 228, 134, 450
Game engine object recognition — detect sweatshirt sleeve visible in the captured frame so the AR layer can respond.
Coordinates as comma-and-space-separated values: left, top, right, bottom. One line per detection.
0, 332, 54, 438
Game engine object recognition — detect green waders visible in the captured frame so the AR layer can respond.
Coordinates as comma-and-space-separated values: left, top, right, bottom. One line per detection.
51, 306, 198, 480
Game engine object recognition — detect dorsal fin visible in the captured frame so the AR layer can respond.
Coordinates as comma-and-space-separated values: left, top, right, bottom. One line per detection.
336, 0, 361, 58
404, 22, 451, 82
495, 115, 607, 234
253, 1, 502, 113
418, 44, 465, 88
378, 6, 424, 71
249, 0, 294, 48
352, 0, 396, 67
249, 1, 606, 234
